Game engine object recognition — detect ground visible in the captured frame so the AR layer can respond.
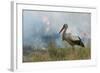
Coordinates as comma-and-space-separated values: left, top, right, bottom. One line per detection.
23, 47, 91, 62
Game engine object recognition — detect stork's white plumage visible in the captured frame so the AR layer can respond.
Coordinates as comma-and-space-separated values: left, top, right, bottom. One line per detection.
59, 24, 84, 50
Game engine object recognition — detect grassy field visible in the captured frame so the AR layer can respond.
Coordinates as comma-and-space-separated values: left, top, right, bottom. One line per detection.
23, 47, 91, 62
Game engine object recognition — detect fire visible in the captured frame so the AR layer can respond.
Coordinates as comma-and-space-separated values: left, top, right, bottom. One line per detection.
42, 16, 48, 23
42, 15, 51, 32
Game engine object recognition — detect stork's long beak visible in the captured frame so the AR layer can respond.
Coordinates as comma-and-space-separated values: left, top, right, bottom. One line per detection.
59, 26, 64, 34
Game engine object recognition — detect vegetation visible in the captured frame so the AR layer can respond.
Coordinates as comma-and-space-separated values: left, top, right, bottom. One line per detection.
23, 39, 90, 62
23, 47, 91, 62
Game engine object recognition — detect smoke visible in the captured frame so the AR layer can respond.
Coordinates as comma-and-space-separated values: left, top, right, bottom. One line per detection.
23, 10, 91, 49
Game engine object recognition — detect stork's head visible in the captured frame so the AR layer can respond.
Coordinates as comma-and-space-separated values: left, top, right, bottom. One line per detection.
59, 24, 68, 33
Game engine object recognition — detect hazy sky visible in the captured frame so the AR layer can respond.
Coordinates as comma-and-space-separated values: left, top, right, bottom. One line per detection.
22, 10, 91, 49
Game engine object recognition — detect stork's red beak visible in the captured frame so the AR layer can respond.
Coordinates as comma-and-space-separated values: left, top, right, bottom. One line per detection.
59, 25, 64, 34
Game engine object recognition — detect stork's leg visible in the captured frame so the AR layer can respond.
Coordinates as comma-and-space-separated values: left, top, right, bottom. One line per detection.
72, 46, 75, 51
71, 46, 76, 57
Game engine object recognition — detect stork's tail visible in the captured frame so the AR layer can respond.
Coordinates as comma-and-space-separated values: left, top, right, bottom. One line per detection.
78, 36, 85, 47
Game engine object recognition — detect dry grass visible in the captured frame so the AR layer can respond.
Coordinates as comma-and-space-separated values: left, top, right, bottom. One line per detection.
23, 47, 91, 62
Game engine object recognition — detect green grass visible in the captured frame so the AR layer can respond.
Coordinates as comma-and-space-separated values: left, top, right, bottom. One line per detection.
23, 47, 91, 62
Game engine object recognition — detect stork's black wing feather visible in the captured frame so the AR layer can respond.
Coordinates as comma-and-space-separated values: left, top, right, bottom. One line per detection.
71, 36, 85, 47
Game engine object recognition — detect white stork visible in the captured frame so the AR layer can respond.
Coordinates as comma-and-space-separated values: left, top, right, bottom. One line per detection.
59, 24, 84, 50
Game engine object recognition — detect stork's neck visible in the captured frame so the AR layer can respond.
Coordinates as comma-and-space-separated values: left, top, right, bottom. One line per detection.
62, 28, 67, 40
63, 28, 67, 34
